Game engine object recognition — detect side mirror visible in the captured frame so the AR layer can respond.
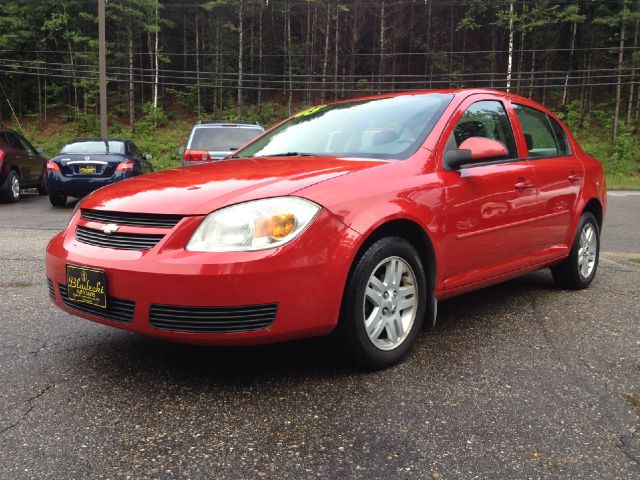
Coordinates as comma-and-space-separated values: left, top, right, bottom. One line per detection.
445, 137, 509, 170
178, 146, 185, 155
144, 153, 153, 161
36, 147, 44, 154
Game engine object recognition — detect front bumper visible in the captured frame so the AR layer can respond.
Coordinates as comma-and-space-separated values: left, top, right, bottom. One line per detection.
45, 209, 360, 346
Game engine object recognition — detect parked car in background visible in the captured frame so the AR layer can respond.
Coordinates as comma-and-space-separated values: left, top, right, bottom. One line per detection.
46, 89, 605, 369
0, 128, 48, 203
46, 138, 153, 207
181, 121, 264, 165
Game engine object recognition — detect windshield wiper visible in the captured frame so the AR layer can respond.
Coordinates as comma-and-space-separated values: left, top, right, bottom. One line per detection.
263, 152, 315, 157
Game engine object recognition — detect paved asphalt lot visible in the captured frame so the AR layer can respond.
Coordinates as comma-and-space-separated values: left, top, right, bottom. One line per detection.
0, 192, 638, 479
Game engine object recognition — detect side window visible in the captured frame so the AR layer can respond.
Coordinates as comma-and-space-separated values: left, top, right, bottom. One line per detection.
129, 143, 142, 158
4, 133, 25, 151
16, 135, 35, 153
453, 100, 517, 159
547, 116, 571, 156
513, 104, 559, 158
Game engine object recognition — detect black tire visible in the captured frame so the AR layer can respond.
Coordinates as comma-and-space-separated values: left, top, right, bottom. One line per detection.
337, 236, 428, 370
37, 173, 47, 195
551, 212, 600, 290
48, 192, 67, 207
1, 171, 20, 203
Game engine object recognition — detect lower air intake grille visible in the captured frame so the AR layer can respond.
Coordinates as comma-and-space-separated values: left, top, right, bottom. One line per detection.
149, 303, 277, 333
59, 284, 135, 324
76, 226, 164, 250
47, 278, 55, 299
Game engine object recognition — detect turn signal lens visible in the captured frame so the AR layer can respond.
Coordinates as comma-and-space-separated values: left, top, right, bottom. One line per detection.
271, 213, 296, 238
46, 160, 60, 172
254, 213, 297, 239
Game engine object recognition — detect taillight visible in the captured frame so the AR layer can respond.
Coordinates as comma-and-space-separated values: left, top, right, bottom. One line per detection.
183, 149, 211, 162
116, 161, 135, 172
46, 160, 60, 172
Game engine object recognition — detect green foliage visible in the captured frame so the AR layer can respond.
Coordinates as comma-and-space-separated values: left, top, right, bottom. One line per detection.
135, 103, 167, 133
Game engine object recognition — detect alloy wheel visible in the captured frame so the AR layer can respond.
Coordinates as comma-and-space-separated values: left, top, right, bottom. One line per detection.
577, 223, 597, 279
10, 175, 20, 200
363, 256, 418, 351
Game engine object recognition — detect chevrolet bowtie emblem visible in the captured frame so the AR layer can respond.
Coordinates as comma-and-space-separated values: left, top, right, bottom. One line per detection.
103, 223, 119, 234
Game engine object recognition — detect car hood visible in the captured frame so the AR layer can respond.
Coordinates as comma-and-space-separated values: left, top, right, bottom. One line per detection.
81, 156, 384, 215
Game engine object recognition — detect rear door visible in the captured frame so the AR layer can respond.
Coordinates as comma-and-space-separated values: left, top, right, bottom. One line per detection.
16, 134, 43, 183
441, 96, 538, 291
512, 104, 583, 260
3, 132, 30, 181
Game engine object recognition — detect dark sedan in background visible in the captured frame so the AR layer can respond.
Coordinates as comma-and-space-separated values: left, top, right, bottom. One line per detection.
0, 128, 48, 203
46, 138, 153, 206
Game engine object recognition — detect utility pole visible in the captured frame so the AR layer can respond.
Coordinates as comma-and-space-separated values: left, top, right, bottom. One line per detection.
98, 0, 108, 138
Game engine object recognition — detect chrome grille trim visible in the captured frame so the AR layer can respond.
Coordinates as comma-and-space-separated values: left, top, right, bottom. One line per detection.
75, 226, 164, 250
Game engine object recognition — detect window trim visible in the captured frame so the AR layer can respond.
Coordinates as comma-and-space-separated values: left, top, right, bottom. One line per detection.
545, 114, 572, 157
442, 98, 518, 170
512, 103, 574, 161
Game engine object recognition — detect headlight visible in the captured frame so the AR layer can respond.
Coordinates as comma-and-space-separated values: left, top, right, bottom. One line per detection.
186, 197, 321, 252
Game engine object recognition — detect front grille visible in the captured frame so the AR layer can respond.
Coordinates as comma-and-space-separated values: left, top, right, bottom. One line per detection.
76, 226, 164, 250
81, 209, 185, 228
149, 303, 278, 333
59, 284, 135, 323
47, 278, 55, 299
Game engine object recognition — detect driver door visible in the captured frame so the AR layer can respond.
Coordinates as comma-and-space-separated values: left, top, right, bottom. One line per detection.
440, 97, 538, 292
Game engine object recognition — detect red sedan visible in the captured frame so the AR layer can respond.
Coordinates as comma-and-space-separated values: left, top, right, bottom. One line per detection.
45, 89, 606, 369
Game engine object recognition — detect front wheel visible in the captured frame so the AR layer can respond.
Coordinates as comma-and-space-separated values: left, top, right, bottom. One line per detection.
551, 212, 600, 289
337, 237, 428, 370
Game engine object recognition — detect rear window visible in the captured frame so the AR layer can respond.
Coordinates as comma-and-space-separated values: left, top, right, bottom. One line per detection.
190, 127, 263, 152
61, 141, 125, 155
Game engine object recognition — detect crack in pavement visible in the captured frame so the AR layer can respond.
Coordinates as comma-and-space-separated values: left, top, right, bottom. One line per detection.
0, 384, 53, 437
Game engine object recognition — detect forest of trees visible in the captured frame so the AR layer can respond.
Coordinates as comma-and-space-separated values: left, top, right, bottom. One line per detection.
0, 0, 638, 145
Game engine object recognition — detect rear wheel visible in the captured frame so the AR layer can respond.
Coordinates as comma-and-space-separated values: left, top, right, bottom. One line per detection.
48, 192, 67, 207
551, 212, 600, 289
337, 237, 427, 370
1, 171, 21, 203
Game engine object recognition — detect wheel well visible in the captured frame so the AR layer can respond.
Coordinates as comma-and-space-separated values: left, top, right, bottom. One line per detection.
583, 198, 603, 229
355, 219, 437, 296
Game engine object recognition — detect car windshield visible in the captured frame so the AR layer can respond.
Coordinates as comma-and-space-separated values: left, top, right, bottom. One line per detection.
61, 141, 125, 155
191, 127, 263, 152
233, 94, 453, 160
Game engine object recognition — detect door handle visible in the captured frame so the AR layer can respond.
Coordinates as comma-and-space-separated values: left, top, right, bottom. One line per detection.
514, 180, 534, 190
568, 174, 582, 182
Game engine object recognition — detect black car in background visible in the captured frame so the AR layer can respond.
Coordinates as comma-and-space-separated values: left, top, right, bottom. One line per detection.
46, 138, 153, 206
0, 128, 48, 203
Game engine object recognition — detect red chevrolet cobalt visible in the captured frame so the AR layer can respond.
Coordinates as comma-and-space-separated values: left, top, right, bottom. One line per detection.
46, 89, 606, 369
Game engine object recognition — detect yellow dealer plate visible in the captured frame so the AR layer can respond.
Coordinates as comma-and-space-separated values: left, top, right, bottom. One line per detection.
66, 265, 107, 309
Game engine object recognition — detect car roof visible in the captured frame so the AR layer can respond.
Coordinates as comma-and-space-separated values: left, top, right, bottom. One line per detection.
66, 138, 129, 144
194, 121, 263, 129
319, 88, 557, 117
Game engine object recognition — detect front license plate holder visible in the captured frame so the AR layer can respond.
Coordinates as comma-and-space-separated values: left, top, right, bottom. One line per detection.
66, 264, 108, 309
